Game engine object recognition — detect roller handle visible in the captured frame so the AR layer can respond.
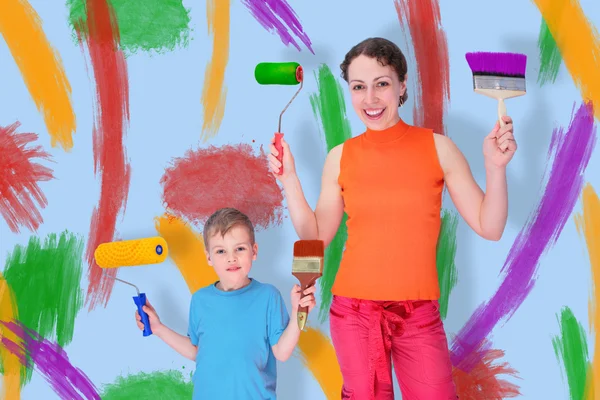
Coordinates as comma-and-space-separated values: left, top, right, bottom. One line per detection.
133, 293, 152, 337
274, 133, 284, 175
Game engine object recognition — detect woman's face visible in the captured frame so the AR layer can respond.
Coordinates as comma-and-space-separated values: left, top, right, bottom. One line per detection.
347, 54, 406, 131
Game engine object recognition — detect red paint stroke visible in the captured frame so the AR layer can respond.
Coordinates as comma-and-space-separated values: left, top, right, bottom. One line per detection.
452, 339, 521, 399
394, 0, 450, 135
76, 0, 131, 310
0, 122, 53, 233
161, 144, 284, 230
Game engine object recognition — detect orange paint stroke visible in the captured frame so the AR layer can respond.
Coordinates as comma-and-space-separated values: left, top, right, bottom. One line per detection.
200, 0, 230, 141
154, 214, 217, 293
531, 0, 600, 120
297, 326, 343, 399
574, 183, 600, 399
0, 0, 76, 150
0, 275, 21, 400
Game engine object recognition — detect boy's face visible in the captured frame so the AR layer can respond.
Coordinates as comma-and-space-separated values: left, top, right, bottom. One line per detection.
205, 225, 257, 290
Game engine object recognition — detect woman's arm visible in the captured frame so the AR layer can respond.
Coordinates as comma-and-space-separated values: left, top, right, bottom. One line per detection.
269, 138, 345, 247
435, 116, 517, 241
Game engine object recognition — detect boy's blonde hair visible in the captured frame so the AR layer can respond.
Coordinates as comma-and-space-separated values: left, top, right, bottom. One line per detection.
203, 208, 255, 248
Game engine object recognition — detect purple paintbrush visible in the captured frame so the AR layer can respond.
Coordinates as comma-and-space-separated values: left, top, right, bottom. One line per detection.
465, 52, 527, 127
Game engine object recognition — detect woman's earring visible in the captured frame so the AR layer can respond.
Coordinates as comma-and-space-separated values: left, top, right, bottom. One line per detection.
399, 95, 404, 107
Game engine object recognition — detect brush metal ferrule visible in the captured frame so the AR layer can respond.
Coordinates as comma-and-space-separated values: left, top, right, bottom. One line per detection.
292, 256, 322, 273
473, 75, 526, 91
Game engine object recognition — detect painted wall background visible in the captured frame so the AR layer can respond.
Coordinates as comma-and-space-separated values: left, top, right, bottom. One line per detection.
0, 0, 599, 398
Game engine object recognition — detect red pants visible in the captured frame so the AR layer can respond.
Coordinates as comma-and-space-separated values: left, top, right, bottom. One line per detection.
329, 295, 457, 400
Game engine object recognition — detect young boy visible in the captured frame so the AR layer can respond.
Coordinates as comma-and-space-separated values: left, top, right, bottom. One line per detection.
135, 207, 316, 399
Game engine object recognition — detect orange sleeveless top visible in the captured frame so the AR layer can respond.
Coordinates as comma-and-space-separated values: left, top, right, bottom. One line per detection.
332, 118, 445, 301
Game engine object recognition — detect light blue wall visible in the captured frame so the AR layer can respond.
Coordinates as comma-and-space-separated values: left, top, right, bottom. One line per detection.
1, 0, 598, 398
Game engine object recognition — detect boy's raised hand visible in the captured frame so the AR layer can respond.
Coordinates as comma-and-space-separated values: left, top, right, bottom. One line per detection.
135, 300, 163, 333
290, 284, 317, 315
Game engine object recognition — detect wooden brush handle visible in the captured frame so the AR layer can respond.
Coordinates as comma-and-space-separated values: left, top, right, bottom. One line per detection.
497, 98, 507, 128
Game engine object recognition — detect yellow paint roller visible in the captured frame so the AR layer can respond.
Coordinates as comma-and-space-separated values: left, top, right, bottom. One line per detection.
94, 236, 168, 337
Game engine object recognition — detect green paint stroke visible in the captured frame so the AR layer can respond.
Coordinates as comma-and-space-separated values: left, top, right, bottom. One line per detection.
3, 231, 84, 385
309, 64, 352, 322
552, 306, 592, 400
537, 19, 562, 86
436, 209, 459, 320
101, 370, 194, 399
66, 0, 191, 55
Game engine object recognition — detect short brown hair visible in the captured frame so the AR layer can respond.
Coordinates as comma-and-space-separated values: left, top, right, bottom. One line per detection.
340, 37, 409, 106
203, 208, 255, 248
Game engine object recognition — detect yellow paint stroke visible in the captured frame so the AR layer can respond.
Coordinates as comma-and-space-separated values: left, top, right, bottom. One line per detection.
574, 183, 600, 399
154, 214, 218, 293
531, 0, 600, 120
297, 326, 343, 399
200, 0, 230, 141
0, 274, 21, 400
0, 0, 76, 151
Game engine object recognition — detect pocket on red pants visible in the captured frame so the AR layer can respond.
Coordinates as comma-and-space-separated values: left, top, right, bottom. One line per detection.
415, 306, 454, 384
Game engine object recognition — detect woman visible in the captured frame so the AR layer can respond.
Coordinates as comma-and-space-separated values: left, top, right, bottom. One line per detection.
268, 37, 516, 399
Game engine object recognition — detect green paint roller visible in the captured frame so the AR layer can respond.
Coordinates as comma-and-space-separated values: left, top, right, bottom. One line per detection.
254, 62, 304, 175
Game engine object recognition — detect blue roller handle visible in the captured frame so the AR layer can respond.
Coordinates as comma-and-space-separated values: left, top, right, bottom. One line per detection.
133, 293, 152, 337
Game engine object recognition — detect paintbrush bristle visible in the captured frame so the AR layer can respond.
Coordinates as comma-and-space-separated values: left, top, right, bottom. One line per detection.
465, 52, 527, 78
293, 240, 324, 258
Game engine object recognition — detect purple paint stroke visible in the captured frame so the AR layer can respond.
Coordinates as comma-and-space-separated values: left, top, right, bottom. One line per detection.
450, 102, 597, 371
242, 0, 314, 54
1, 320, 100, 400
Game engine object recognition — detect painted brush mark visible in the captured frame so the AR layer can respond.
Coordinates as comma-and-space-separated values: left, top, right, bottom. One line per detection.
0, 0, 76, 150
1, 321, 100, 400
532, 0, 600, 120
101, 370, 193, 399
0, 122, 53, 234
297, 327, 343, 399
537, 19, 562, 86
394, 0, 450, 135
200, 0, 230, 141
452, 339, 521, 399
74, 0, 132, 310
552, 307, 591, 400
574, 183, 600, 399
160, 144, 284, 230
3, 232, 85, 385
241, 0, 314, 53
0, 275, 21, 400
155, 214, 218, 293
450, 102, 597, 370
308, 64, 353, 321
436, 209, 459, 320
67, 0, 191, 55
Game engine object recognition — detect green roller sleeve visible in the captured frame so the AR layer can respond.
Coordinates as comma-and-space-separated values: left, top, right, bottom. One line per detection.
255, 62, 303, 85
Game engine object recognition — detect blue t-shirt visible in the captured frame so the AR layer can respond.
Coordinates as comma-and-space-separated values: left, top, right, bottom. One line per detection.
187, 278, 290, 399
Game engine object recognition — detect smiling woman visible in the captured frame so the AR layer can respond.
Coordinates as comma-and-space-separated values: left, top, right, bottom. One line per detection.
268, 36, 519, 399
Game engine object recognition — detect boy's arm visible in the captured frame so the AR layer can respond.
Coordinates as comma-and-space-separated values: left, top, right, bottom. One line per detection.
271, 285, 316, 362
271, 318, 301, 362
136, 302, 198, 361
153, 324, 198, 361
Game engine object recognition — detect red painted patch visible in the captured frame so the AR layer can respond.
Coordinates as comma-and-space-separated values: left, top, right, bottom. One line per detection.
452, 340, 521, 399
78, 0, 131, 310
161, 144, 284, 230
0, 122, 53, 233
395, 0, 450, 135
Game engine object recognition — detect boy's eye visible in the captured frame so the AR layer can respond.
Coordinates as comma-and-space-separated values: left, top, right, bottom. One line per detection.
216, 249, 224, 254
237, 247, 246, 251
